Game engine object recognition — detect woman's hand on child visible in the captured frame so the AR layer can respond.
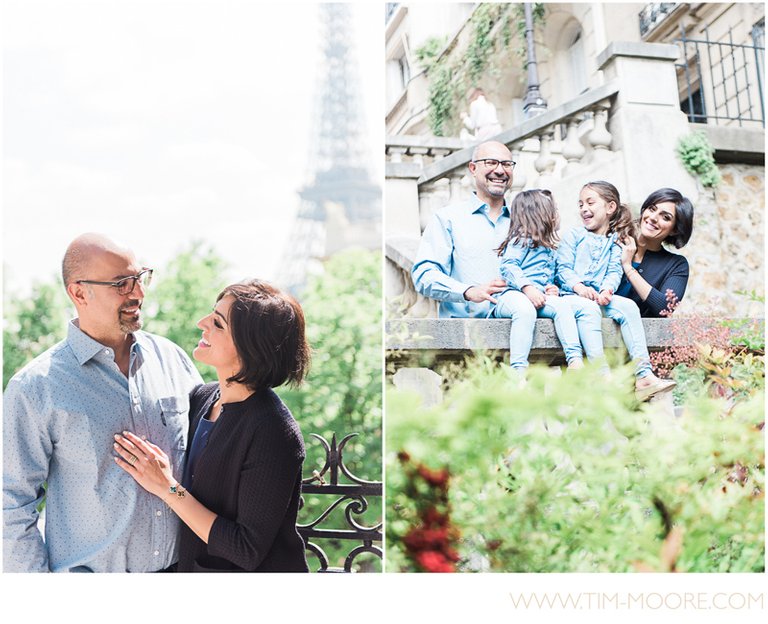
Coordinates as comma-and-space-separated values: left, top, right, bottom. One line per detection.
618, 236, 637, 269
544, 284, 559, 296
114, 431, 175, 500
522, 285, 546, 309
573, 283, 599, 301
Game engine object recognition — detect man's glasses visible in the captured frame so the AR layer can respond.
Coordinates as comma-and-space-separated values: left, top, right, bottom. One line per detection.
471, 159, 516, 170
76, 269, 153, 296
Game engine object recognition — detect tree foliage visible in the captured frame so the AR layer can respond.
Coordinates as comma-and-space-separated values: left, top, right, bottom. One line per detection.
281, 248, 382, 478
145, 241, 230, 381
3, 281, 72, 389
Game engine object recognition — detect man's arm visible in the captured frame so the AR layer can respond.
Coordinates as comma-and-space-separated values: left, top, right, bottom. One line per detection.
3, 377, 51, 572
411, 213, 473, 303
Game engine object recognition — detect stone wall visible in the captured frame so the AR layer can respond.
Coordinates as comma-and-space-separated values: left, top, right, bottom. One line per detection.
681, 163, 765, 317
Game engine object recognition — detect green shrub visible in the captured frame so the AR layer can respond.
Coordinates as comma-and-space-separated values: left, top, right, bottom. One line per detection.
676, 131, 722, 188
387, 361, 764, 572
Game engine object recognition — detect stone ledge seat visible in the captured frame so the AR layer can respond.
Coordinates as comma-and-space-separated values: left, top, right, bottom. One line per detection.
386, 317, 763, 366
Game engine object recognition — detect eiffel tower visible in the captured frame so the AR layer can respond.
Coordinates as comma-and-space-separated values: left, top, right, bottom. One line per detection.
277, 3, 381, 293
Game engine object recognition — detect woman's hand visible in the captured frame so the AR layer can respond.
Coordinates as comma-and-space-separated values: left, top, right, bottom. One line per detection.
618, 235, 637, 271
114, 431, 176, 500
544, 284, 559, 297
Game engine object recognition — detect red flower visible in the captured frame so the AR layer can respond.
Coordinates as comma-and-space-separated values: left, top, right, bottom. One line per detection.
416, 550, 455, 573
421, 506, 449, 526
417, 464, 450, 488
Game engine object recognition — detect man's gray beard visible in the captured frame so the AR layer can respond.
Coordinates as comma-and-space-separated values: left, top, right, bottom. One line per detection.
119, 315, 142, 333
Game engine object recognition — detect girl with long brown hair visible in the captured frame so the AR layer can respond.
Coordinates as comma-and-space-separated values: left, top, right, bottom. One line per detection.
492, 189, 599, 371
557, 181, 675, 400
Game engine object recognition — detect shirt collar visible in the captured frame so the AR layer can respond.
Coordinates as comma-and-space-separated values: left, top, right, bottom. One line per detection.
66, 318, 143, 366
469, 192, 510, 218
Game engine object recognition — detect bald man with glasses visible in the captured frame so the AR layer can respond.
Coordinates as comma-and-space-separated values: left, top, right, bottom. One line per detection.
412, 141, 515, 318
3, 233, 202, 572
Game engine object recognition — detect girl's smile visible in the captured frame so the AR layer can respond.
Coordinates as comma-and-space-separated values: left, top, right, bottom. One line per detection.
578, 187, 616, 235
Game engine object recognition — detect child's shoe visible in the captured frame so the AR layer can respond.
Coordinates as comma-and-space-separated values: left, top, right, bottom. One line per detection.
635, 373, 676, 402
566, 358, 584, 371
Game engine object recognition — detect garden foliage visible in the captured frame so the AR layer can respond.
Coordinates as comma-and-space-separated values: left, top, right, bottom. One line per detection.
387, 362, 764, 572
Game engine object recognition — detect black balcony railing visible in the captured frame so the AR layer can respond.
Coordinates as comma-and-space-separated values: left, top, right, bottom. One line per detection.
676, 26, 765, 127
298, 432, 382, 572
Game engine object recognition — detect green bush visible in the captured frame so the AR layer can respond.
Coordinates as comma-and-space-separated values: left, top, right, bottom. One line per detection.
676, 131, 722, 188
387, 361, 764, 572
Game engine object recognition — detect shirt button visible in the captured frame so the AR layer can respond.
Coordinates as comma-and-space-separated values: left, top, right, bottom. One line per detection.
638, 269, 643, 273
156, 510, 162, 517
154, 550, 160, 556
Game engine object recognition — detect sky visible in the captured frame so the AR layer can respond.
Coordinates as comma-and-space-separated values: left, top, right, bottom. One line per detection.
2, 0, 383, 295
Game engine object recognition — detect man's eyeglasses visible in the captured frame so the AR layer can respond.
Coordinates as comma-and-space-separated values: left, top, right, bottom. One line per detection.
76, 269, 153, 296
471, 159, 516, 170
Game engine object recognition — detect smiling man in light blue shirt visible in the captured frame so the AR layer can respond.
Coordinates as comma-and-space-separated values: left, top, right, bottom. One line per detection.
411, 141, 514, 318
3, 233, 202, 572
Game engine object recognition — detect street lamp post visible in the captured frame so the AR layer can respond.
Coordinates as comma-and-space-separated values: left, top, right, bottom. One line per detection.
522, 3, 547, 117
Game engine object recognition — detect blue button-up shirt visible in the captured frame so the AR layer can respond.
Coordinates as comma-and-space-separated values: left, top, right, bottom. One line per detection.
556, 226, 623, 294
3, 320, 203, 572
499, 240, 557, 291
411, 194, 510, 318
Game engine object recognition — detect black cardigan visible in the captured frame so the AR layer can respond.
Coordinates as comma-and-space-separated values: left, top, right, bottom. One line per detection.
176, 382, 308, 572
618, 247, 689, 317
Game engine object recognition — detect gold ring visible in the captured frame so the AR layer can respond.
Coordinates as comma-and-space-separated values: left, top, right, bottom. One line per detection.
129, 454, 138, 466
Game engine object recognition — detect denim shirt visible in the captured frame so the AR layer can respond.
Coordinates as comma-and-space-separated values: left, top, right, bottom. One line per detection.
411, 194, 510, 318
3, 320, 203, 572
499, 239, 557, 292
556, 226, 622, 294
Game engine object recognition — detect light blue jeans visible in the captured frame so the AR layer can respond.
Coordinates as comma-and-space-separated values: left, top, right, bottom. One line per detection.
563, 294, 652, 377
493, 290, 586, 369
602, 295, 653, 377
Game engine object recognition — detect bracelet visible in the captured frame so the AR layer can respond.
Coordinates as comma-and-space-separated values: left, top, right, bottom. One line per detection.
625, 267, 639, 277
164, 482, 187, 504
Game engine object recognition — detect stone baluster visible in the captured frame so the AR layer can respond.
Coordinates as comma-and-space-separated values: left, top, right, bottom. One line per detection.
534, 130, 557, 187
587, 101, 613, 161
510, 141, 527, 192
418, 183, 440, 233
431, 148, 451, 163
409, 146, 429, 167
388, 146, 406, 164
561, 116, 586, 177
448, 170, 466, 203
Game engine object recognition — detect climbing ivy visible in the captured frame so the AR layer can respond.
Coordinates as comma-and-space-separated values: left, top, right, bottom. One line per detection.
416, 3, 546, 136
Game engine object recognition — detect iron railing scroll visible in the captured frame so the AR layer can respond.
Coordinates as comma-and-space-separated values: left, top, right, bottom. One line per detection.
298, 432, 383, 572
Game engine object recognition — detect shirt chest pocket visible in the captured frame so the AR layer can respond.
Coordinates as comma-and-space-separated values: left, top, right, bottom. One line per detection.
158, 396, 189, 449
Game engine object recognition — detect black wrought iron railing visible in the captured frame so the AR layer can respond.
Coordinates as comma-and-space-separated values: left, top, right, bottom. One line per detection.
298, 433, 382, 572
675, 26, 765, 127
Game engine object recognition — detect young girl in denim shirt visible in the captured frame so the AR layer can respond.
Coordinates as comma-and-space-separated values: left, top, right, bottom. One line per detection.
557, 181, 675, 400
492, 189, 601, 371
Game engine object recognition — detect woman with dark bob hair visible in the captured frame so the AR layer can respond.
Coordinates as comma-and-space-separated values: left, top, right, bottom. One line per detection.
616, 188, 695, 317
114, 280, 311, 572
